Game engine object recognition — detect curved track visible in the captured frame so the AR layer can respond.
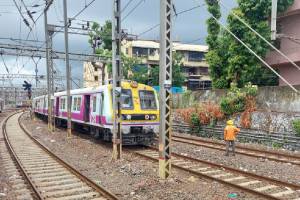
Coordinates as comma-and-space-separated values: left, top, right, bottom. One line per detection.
134, 147, 300, 200
173, 135, 300, 166
2, 112, 118, 200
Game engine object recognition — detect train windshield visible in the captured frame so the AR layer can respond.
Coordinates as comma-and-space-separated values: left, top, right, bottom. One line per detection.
111, 89, 133, 109
139, 90, 157, 110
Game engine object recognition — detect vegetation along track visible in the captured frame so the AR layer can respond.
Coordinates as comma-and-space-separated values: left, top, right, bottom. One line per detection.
2, 111, 118, 200
134, 147, 300, 200
172, 135, 300, 166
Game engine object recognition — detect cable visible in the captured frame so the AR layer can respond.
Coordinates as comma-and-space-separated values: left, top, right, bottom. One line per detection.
71, 0, 96, 20
208, 13, 298, 93
121, 0, 135, 13
138, 3, 205, 37
122, 0, 145, 22
12, 0, 31, 30
20, 0, 35, 23
218, 0, 300, 71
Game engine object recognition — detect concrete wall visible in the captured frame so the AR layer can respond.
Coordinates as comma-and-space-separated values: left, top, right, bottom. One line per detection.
175, 85, 300, 113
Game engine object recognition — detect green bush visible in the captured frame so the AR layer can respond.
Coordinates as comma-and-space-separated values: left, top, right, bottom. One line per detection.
292, 119, 300, 137
191, 113, 201, 133
220, 82, 256, 115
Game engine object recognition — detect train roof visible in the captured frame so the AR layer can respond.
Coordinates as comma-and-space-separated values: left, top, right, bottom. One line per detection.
33, 81, 155, 100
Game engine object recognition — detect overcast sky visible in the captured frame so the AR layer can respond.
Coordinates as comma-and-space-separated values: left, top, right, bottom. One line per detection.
0, 0, 236, 88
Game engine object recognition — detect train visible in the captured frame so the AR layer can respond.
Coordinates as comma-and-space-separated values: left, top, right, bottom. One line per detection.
0, 98, 3, 113
32, 81, 159, 145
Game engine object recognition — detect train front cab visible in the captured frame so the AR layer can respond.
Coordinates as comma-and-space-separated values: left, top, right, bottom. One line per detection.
109, 81, 159, 145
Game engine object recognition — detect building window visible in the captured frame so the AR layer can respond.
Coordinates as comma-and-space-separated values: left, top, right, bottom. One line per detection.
94, 76, 98, 81
133, 47, 148, 57
149, 48, 157, 56
126, 48, 129, 55
94, 67, 98, 71
188, 51, 205, 62
199, 67, 209, 75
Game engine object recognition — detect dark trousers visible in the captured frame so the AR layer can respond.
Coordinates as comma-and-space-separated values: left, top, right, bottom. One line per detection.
225, 140, 235, 155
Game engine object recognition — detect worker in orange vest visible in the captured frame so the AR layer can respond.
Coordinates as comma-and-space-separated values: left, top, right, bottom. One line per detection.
224, 120, 240, 156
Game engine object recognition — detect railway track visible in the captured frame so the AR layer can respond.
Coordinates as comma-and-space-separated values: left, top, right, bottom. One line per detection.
173, 135, 300, 166
134, 147, 300, 200
2, 112, 118, 200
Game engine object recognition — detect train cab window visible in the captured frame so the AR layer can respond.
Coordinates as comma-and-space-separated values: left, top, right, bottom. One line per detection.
110, 89, 133, 110
121, 89, 133, 109
139, 90, 157, 110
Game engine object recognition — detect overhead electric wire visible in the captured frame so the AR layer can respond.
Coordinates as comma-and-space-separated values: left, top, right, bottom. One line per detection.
12, 0, 31, 30
138, 3, 206, 37
121, 0, 135, 13
218, 0, 300, 71
20, 0, 35, 23
122, 0, 145, 22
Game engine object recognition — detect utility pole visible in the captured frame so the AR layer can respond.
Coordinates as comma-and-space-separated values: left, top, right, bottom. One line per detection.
271, 0, 278, 40
159, 0, 172, 179
63, 0, 72, 137
44, 0, 54, 132
112, 0, 122, 160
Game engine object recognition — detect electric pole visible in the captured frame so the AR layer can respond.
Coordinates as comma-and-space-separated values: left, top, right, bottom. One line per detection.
112, 0, 122, 160
44, 0, 54, 132
271, 0, 278, 40
159, 0, 172, 179
63, 0, 72, 137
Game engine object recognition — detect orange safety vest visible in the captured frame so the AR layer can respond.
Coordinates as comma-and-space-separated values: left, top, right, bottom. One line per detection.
224, 125, 240, 141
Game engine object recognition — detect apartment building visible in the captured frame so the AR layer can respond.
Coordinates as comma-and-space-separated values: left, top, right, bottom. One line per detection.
83, 39, 210, 90
265, 0, 300, 86
122, 40, 210, 90
83, 62, 109, 88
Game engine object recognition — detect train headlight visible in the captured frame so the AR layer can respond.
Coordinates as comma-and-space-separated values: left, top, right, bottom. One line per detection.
150, 115, 156, 120
145, 115, 150, 120
126, 115, 131, 120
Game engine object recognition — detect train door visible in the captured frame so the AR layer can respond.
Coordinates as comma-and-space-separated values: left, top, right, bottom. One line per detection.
90, 94, 98, 124
55, 97, 59, 116
84, 95, 90, 122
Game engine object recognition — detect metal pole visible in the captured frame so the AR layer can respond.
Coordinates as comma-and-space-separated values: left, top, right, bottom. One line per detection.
159, 0, 172, 179
44, 0, 54, 132
63, 0, 72, 137
112, 0, 122, 160
271, 0, 278, 40
49, 29, 55, 131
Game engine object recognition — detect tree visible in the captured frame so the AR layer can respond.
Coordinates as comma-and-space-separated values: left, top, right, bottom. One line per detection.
205, 0, 294, 88
88, 21, 145, 84
88, 21, 112, 51
150, 52, 185, 87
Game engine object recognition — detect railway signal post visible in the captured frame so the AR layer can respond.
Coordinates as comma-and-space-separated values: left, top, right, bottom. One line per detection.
159, 0, 173, 179
112, 0, 122, 160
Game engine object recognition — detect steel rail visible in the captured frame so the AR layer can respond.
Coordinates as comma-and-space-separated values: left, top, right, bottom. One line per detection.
173, 134, 300, 163
133, 147, 300, 200
18, 112, 119, 200
2, 111, 41, 199
3, 111, 118, 200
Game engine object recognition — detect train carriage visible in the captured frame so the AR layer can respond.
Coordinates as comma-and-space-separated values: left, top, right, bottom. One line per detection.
33, 81, 159, 145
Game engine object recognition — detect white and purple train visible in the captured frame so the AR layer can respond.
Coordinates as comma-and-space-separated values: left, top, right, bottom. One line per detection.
33, 81, 159, 145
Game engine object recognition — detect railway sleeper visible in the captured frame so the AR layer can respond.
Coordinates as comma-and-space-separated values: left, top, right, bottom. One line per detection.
30, 171, 70, 179
40, 182, 86, 193
43, 186, 93, 198
32, 174, 75, 182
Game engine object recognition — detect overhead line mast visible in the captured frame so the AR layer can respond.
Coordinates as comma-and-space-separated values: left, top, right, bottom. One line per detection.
112, 0, 122, 160
159, 0, 173, 179
63, 0, 72, 138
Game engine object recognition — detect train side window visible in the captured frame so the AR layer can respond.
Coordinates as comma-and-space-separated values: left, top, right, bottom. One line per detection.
100, 93, 104, 115
76, 97, 81, 111
92, 96, 97, 112
73, 97, 77, 111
